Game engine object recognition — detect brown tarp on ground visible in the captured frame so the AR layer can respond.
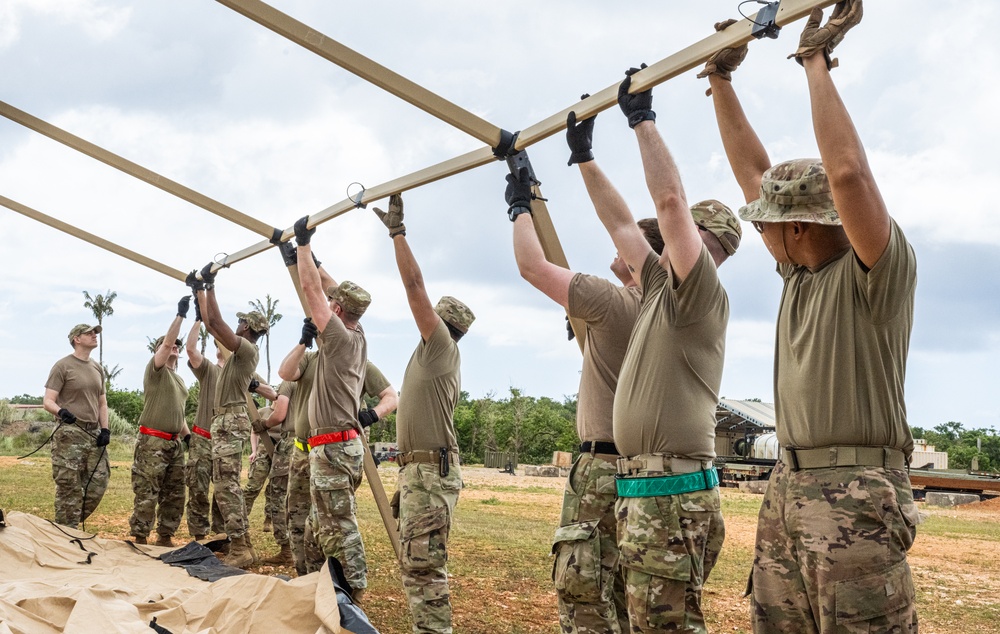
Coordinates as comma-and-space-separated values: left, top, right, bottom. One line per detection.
0, 511, 347, 634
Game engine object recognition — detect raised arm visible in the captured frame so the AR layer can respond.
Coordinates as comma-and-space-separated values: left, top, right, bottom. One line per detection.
190, 264, 241, 353
185, 316, 205, 369
577, 162, 649, 286
292, 217, 333, 333
153, 297, 188, 369
708, 76, 770, 204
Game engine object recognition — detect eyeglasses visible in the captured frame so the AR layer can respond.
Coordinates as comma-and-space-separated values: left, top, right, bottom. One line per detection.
752, 221, 765, 234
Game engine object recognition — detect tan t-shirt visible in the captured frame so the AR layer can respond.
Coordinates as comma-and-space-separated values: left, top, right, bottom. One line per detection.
568, 273, 642, 444
308, 319, 367, 436
137, 357, 187, 434
396, 319, 461, 453
189, 360, 221, 432
774, 219, 916, 455
613, 248, 728, 461
45, 355, 105, 424
290, 351, 318, 440
214, 337, 259, 409
276, 380, 296, 434
362, 360, 391, 409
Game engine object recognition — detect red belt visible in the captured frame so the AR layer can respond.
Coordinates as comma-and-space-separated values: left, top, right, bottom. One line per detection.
192, 425, 212, 439
140, 426, 178, 441
309, 429, 359, 447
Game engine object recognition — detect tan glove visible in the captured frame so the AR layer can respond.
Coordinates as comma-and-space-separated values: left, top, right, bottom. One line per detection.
373, 194, 406, 238
789, 0, 863, 69
698, 19, 749, 95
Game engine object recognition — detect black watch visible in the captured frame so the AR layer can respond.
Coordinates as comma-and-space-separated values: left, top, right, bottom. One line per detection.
508, 206, 533, 222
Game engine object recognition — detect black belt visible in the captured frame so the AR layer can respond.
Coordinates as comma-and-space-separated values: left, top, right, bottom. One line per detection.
580, 441, 620, 456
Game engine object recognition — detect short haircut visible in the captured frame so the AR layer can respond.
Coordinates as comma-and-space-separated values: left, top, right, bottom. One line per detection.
637, 218, 665, 255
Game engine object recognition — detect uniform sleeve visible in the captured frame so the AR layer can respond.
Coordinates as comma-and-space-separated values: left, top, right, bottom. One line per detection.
568, 274, 617, 324
278, 381, 295, 399
639, 251, 669, 297
189, 359, 208, 382
414, 319, 453, 368
854, 218, 917, 324
45, 360, 66, 393
297, 352, 315, 379
363, 361, 391, 398
666, 246, 726, 328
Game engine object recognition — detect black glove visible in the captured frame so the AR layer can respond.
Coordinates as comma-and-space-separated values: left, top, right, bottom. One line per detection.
300, 318, 319, 349
566, 315, 576, 341
566, 94, 596, 166
177, 295, 191, 318
200, 262, 217, 287
249, 378, 260, 393
278, 240, 297, 267
294, 216, 315, 246
193, 295, 203, 322
57, 408, 77, 425
358, 409, 379, 428
505, 167, 533, 222
618, 64, 656, 129
185, 270, 204, 292
183, 434, 191, 450
96, 428, 111, 447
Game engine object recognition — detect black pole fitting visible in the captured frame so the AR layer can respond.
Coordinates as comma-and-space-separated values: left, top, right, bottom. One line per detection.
270, 227, 284, 245
493, 129, 520, 159
506, 150, 540, 187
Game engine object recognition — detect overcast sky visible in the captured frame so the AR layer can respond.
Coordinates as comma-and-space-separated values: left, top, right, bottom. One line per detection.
0, 0, 997, 432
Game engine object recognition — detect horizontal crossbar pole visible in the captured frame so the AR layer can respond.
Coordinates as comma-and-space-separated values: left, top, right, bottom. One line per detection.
215, 0, 503, 147
0, 194, 186, 281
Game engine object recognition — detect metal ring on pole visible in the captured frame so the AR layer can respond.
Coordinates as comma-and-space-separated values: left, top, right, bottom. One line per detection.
347, 182, 367, 209
214, 253, 231, 268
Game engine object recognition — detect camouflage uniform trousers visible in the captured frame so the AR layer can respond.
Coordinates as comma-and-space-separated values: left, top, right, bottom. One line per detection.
186, 431, 223, 537
616, 486, 724, 634
211, 410, 251, 539
397, 462, 462, 634
750, 461, 919, 633
287, 442, 324, 576
129, 433, 186, 538
552, 452, 628, 634
244, 436, 291, 545
51, 423, 110, 528
309, 436, 367, 590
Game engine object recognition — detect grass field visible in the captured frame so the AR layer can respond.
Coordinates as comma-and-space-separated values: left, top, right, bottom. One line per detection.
2, 451, 1000, 633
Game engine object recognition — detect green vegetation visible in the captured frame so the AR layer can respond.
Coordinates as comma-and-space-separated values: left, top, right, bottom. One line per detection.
912, 422, 1000, 471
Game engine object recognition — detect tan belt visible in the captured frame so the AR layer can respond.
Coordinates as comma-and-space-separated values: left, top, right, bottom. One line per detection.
213, 405, 247, 417
782, 446, 907, 471
616, 453, 714, 476
398, 450, 460, 467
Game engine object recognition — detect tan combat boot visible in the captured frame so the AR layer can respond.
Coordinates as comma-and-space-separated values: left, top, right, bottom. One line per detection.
154, 534, 174, 547
261, 544, 293, 566
221, 534, 254, 569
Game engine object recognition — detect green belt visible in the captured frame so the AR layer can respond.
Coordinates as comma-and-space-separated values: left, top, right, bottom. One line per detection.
616, 467, 719, 498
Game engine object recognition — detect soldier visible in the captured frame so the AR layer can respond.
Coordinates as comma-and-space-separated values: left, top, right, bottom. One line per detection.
188, 265, 277, 568
373, 193, 474, 634
579, 67, 740, 632
703, 3, 919, 631
184, 303, 224, 540
290, 217, 371, 600
128, 297, 193, 546
244, 383, 293, 565
43, 323, 111, 528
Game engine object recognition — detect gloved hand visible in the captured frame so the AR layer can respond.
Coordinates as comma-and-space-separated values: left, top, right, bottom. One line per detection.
183, 433, 191, 450
294, 216, 315, 246
618, 64, 656, 129
249, 378, 260, 393
372, 194, 406, 238
358, 409, 379, 428
193, 295, 203, 322
96, 428, 111, 447
566, 315, 576, 341
57, 408, 77, 425
505, 167, 533, 222
177, 295, 191, 318
300, 318, 319, 349
199, 262, 217, 287
566, 95, 596, 166
789, 0, 863, 69
697, 19, 749, 92
185, 270, 204, 292
278, 240, 297, 267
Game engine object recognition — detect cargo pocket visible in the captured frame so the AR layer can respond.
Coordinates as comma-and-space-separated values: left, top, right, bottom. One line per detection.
550, 519, 602, 604
835, 559, 915, 631
400, 506, 449, 571
391, 490, 401, 520
619, 541, 691, 629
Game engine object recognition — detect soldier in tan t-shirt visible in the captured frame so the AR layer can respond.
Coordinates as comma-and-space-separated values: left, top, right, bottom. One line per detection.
705, 5, 919, 631
373, 193, 474, 633
128, 296, 193, 546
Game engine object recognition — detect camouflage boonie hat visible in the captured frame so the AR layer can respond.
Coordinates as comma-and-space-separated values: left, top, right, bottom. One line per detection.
236, 310, 269, 333
152, 336, 183, 351
68, 323, 101, 344
434, 296, 475, 333
739, 159, 841, 226
691, 199, 742, 255
327, 281, 371, 317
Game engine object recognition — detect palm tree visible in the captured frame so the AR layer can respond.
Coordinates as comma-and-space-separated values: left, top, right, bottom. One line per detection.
102, 363, 123, 391
199, 325, 209, 356
248, 295, 282, 383
82, 289, 117, 366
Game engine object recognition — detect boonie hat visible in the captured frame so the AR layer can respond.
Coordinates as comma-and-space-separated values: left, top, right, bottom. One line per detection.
236, 310, 269, 333
327, 281, 372, 317
739, 159, 841, 226
152, 336, 184, 351
434, 296, 475, 333
690, 199, 742, 255
68, 323, 102, 344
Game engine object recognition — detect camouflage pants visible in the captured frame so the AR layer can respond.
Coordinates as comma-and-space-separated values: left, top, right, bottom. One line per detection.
750, 462, 919, 633
616, 487, 724, 633
245, 437, 291, 545
50, 423, 110, 528
129, 433, 186, 538
398, 462, 462, 634
186, 431, 223, 537
553, 453, 628, 634
287, 443, 324, 575
309, 437, 366, 589
211, 411, 251, 539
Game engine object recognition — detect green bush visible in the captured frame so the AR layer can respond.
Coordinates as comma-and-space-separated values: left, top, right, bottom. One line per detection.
108, 408, 136, 436
106, 389, 144, 426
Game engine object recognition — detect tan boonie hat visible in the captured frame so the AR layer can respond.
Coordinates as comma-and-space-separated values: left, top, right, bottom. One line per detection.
68, 323, 102, 344
236, 310, 269, 333
434, 296, 475, 333
328, 281, 371, 317
152, 336, 183, 351
690, 199, 742, 256
739, 159, 841, 226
